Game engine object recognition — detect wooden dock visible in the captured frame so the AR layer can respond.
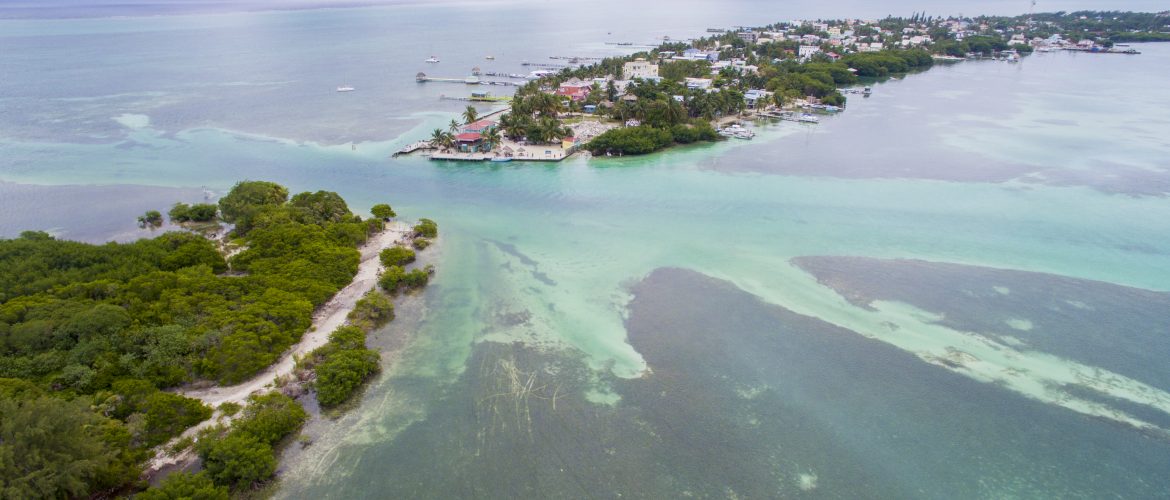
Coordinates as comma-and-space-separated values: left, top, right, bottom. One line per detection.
392, 141, 433, 157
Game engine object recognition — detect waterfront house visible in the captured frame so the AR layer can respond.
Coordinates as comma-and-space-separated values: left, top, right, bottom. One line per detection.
744, 89, 769, 108
455, 132, 490, 153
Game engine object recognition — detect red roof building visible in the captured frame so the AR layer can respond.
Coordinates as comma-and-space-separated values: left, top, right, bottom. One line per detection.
455, 132, 482, 142
463, 119, 497, 133
555, 84, 591, 102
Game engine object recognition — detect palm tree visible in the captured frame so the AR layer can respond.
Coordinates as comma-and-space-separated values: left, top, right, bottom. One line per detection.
439, 131, 456, 151
462, 105, 479, 124
482, 127, 502, 149
664, 99, 687, 126
538, 116, 564, 143
448, 119, 460, 133
429, 128, 445, 148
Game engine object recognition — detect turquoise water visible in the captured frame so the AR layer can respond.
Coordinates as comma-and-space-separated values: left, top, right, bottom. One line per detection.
3, 3, 1170, 497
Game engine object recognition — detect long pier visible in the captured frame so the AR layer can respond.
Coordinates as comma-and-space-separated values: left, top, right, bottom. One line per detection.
416, 73, 522, 86
440, 94, 512, 102
520, 62, 568, 68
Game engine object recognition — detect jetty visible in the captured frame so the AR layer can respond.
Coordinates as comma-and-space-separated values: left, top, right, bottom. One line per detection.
482, 71, 528, 80
417, 73, 521, 86
440, 94, 512, 102
392, 141, 433, 157
520, 62, 568, 68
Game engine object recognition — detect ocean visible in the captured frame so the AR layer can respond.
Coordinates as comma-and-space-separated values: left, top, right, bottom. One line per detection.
2, 1, 1170, 498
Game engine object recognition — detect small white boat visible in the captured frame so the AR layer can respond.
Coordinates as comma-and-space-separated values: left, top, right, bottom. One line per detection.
336, 85, 355, 92
425, 56, 440, 63
798, 114, 820, 123
485, 55, 495, 60
718, 124, 755, 139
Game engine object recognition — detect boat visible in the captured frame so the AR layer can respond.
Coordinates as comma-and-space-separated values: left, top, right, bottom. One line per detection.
464, 75, 482, 84
798, 113, 820, 123
717, 124, 755, 140
490, 157, 512, 162
336, 85, 355, 92
425, 56, 440, 63
485, 55, 495, 60
862, 86, 872, 96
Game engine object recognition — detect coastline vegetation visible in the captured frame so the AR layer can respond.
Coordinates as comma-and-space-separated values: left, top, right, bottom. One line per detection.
0, 180, 402, 498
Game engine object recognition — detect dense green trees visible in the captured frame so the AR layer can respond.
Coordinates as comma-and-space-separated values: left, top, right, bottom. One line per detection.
586, 126, 674, 155
0, 181, 390, 497
217, 180, 288, 235
841, 49, 933, 78
0, 390, 143, 499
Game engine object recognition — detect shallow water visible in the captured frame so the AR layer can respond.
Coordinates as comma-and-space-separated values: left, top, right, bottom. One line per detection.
3, 2, 1170, 498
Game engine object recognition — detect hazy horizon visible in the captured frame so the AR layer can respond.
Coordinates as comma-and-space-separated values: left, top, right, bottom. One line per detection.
2, 0, 1168, 20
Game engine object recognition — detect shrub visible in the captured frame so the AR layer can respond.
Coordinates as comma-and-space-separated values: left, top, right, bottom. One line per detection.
379, 265, 406, 292
138, 210, 163, 227
231, 392, 307, 446
141, 392, 212, 447
379, 246, 416, 267
198, 433, 275, 489
370, 204, 396, 220
169, 203, 218, 223
315, 349, 380, 408
401, 269, 430, 290
137, 472, 228, 500
412, 238, 431, 250
347, 292, 395, 332
413, 218, 438, 238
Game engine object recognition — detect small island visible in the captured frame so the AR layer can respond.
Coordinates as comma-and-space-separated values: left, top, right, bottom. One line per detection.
0, 181, 438, 498
403, 10, 1168, 160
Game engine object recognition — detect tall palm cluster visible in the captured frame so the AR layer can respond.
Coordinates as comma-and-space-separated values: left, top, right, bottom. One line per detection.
429, 105, 503, 151
496, 91, 571, 144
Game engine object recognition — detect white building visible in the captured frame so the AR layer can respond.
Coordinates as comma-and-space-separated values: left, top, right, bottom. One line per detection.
798, 45, 822, 59
684, 77, 713, 90
622, 58, 659, 80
